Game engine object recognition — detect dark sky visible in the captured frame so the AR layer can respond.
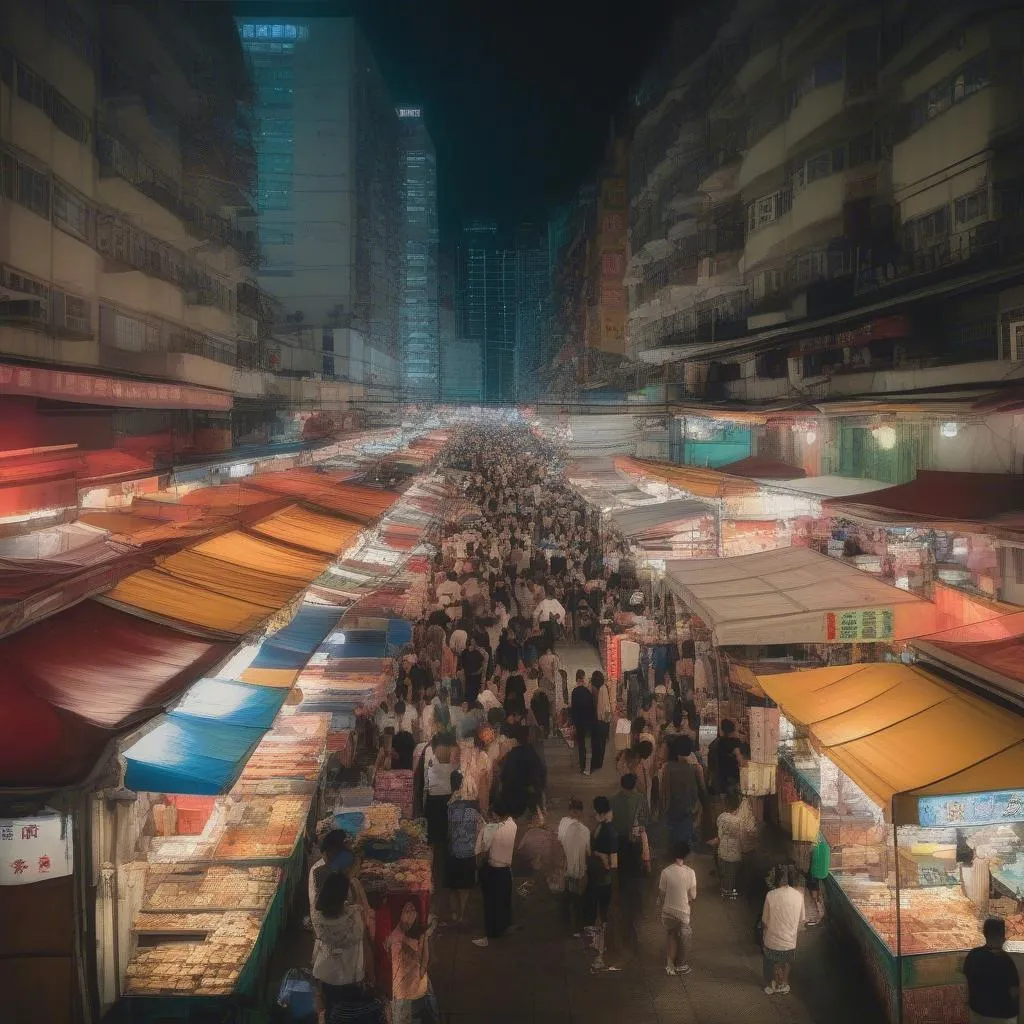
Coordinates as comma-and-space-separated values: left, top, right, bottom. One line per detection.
237, 0, 675, 243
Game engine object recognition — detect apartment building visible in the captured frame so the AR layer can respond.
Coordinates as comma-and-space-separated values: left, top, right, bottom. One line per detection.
624, 0, 1024, 415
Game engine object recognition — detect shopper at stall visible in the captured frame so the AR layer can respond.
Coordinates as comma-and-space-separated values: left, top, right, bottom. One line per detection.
657, 841, 697, 976
569, 669, 596, 775
761, 864, 806, 995
474, 801, 517, 947
962, 916, 1020, 1024
590, 670, 612, 772
385, 901, 439, 1024
499, 723, 547, 816
311, 872, 369, 1019
444, 770, 483, 925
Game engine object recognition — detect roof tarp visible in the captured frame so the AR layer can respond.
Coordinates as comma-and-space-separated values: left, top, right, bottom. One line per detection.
722, 456, 806, 480
761, 475, 889, 499
608, 499, 712, 538
248, 506, 362, 556
614, 456, 759, 499
103, 570, 274, 637
0, 601, 230, 786
263, 604, 344, 655
243, 472, 397, 523
121, 714, 265, 795
387, 619, 413, 650
822, 470, 1024, 529
757, 662, 1024, 823
665, 546, 935, 645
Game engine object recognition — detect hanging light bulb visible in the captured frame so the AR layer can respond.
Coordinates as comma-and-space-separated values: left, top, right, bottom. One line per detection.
805, 430, 817, 446
940, 421, 959, 438
872, 425, 897, 450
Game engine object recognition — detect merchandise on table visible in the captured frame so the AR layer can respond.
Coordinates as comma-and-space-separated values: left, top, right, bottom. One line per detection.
143, 864, 281, 912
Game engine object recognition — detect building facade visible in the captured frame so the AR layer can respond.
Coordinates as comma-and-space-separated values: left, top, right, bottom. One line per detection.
396, 107, 439, 401
238, 15, 401, 402
514, 222, 549, 401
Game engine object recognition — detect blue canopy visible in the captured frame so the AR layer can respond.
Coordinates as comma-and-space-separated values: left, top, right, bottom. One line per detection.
122, 714, 265, 795
321, 628, 388, 660
171, 677, 288, 730
265, 605, 344, 655
386, 619, 413, 650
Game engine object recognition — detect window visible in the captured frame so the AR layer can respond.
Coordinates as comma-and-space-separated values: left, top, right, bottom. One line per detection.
904, 206, 950, 252
907, 53, 990, 135
954, 188, 989, 225
17, 163, 51, 218
53, 182, 93, 242
15, 59, 89, 144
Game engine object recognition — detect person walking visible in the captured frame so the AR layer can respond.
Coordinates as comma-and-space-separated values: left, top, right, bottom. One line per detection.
445, 770, 483, 925
657, 841, 697, 976
963, 916, 1019, 1024
569, 669, 596, 775
385, 901, 439, 1024
761, 864, 806, 995
474, 802, 517, 948
588, 795, 617, 972
590, 670, 612, 773
610, 772, 649, 958
557, 796, 590, 937
660, 736, 702, 852
707, 792, 745, 898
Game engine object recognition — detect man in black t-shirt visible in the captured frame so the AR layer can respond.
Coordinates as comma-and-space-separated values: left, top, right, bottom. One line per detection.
709, 718, 748, 796
963, 917, 1019, 1024
459, 637, 487, 704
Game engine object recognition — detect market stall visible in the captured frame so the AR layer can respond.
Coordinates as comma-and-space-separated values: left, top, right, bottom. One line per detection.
759, 661, 1024, 1023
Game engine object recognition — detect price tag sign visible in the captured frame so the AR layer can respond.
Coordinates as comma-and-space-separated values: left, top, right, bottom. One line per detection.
825, 608, 894, 642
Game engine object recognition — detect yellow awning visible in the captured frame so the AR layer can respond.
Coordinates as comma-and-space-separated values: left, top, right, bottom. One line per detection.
614, 456, 759, 500
758, 663, 1024, 823
191, 531, 328, 584
105, 570, 273, 637
239, 667, 300, 688
249, 505, 362, 556
154, 549, 307, 609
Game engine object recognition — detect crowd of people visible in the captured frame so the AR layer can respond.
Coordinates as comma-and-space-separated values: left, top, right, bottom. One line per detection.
298, 425, 1023, 1024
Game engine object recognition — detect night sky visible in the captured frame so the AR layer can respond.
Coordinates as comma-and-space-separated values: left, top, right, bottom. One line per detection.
237, 0, 675, 242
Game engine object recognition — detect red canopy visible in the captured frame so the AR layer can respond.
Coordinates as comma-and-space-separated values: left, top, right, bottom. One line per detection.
915, 611, 1024, 691
0, 601, 231, 787
822, 470, 1024, 527
721, 455, 806, 480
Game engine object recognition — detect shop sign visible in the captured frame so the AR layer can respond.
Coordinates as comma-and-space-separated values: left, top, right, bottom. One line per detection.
825, 607, 894, 642
0, 363, 232, 411
791, 315, 911, 357
605, 634, 621, 682
0, 809, 73, 885
918, 790, 1024, 827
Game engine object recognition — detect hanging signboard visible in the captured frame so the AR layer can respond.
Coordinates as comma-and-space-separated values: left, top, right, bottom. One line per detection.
0, 809, 73, 885
825, 607, 894, 642
918, 790, 1024, 828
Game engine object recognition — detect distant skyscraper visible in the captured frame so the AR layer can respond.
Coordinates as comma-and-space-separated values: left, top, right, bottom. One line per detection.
514, 223, 549, 401
458, 221, 516, 403
237, 17, 401, 396
397, 107, 439, 401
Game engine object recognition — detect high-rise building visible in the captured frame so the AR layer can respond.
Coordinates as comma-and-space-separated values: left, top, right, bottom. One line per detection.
238, 16, 401, 401
458, 220, 517, 403
396, 106, 439, 401
514, 223, 549, 401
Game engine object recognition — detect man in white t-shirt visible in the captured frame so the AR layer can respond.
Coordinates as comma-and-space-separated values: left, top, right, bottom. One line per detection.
657, 841, 697, 976
761, 864, 806, 995
557, 797, 590, 937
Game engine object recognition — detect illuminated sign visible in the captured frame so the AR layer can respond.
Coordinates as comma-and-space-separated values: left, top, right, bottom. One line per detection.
918, 790, 1024, 827
397, 108, 422, 118
240, 23, 309, 42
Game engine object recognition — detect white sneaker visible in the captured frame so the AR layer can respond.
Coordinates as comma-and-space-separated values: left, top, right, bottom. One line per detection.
765, 984, 778, 995
776, 984, 790, 994
472, 937, 489, 948
664, 965, 676, 976
583, 769, 591, 776
676, 964, 692, 975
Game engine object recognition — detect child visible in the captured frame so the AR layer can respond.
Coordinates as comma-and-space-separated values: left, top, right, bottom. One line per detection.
708, 792, 745, 899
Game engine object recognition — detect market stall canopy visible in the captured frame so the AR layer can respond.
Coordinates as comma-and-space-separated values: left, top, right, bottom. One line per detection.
664, 546, 936, 645
762, 476, 889, 499
756, 662, 1024, 825
912, 610, 1024, 706
0, 601, 231, 787
190, 532, 328, 586
614, 456, 760, 499
247, 506, 362, 556
242, 471, 397, 523
721, 455, 806, 480
247, 603, 345, 671
822, 470, 1024, 531
121, 714, 266, 795
608, 498, 713, 539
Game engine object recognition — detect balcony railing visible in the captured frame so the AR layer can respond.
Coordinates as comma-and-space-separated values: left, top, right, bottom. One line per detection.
99, 303, 236, 366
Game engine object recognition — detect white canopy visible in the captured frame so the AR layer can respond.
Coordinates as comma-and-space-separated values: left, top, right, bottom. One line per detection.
664, 546, 933, 646
609, 498, 712, 538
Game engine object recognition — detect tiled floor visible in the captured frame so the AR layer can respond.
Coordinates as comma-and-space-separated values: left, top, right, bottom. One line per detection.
429, 645, 884, 1023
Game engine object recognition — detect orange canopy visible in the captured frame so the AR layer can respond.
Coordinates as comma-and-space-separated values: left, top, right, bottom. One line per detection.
614, 456, 759, 500
248, 505, 362, 556
190, 532, 328, 585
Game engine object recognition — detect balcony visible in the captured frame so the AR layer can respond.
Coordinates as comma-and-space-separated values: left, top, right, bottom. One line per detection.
738, 121, 787, 194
